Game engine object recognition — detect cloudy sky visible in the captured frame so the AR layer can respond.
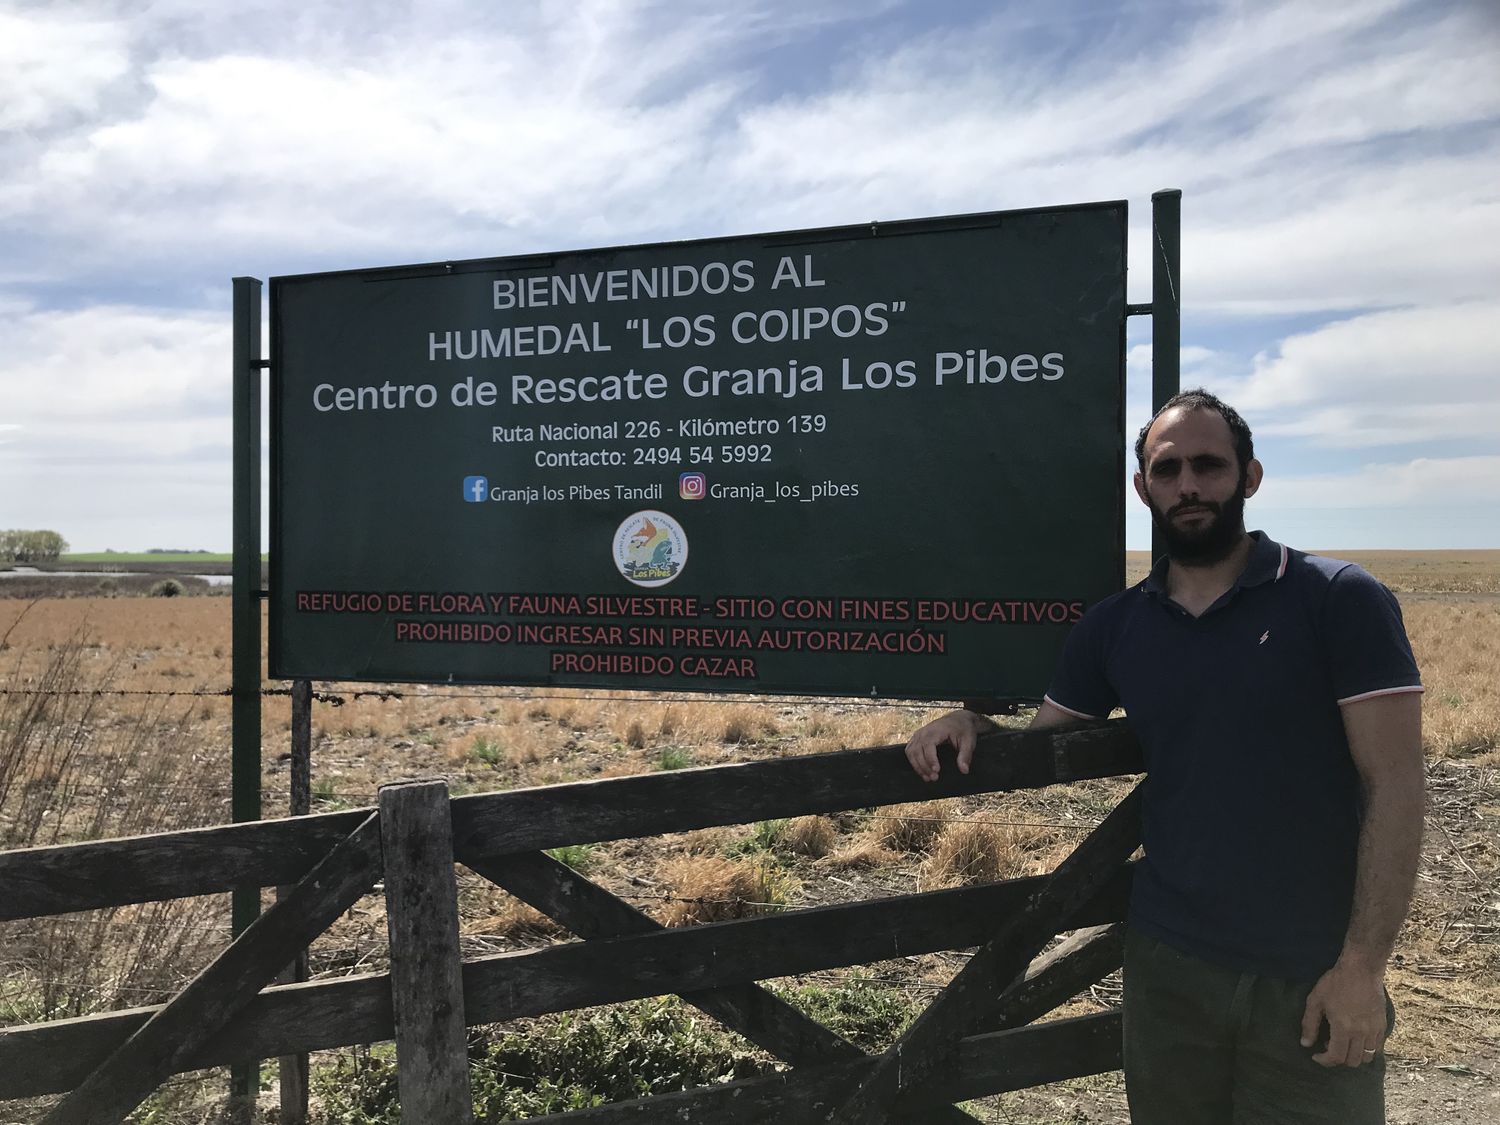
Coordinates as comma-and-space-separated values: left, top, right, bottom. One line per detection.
2, 0, 1497, 553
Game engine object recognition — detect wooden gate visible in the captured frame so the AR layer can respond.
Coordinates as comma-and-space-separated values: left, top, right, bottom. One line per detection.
0, 720, 1142, 1122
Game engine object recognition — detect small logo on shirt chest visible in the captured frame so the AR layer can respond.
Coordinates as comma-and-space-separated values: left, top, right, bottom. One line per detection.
1258, 630, 1270, 645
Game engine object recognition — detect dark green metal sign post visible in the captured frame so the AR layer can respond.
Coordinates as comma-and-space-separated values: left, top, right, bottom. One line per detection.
230, 275, 263, 1112
269, 202, 1131, 702
1148, 189, 1182, 561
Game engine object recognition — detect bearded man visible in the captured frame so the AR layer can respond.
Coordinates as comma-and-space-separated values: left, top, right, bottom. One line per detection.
906, 390, 1424, 1124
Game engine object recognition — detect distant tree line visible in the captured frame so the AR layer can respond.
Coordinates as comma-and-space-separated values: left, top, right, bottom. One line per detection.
0, 529, 69, 562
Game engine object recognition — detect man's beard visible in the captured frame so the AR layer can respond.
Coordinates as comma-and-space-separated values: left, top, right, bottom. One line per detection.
1149, 478, 1248, 566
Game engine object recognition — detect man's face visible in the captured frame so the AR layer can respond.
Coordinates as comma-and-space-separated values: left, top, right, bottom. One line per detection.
1134, 406, 1262, 565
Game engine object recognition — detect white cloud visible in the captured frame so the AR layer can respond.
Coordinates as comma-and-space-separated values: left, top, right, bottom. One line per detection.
0, 303, 230, 454
1257, 455, 1500, 508
3, 0, 1495, 299
1226, 302, 1500, 446
0, 10, 131, 131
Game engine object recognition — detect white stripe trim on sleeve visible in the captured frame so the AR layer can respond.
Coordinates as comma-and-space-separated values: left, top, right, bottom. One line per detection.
1337, 685, 1424, 706
1043, 694, 1104, 720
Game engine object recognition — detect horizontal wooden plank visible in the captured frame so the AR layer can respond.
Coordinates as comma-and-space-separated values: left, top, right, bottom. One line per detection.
0, 867, 1131, 1098
0, 976, 393, 1101
0, 811, 369, 921
0, 723, 1139, 920
511, 1012, 1122, 1123
451, 725, 1141, 860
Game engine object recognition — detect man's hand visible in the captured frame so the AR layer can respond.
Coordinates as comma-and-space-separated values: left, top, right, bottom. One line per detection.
906, 701, 1083, 781
1300, 958, 1389, 1067
904, 710, 997, 781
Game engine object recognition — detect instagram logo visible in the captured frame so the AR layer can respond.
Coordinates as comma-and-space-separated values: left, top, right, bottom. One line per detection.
679, 472, 707, 500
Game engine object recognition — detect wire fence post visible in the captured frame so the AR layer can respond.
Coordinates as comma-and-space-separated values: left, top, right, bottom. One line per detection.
277, 678, 314, 1122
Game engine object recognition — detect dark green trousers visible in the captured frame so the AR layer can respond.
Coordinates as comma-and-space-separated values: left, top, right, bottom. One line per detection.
1123, 930, 1392, 1125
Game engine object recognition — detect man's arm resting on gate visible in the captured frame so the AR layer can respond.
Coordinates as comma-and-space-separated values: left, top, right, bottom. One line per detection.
1302, 690, 1425, 1067
905, 701, 1080, 781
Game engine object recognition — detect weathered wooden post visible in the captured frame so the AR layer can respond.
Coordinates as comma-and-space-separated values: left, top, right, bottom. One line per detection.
379, 780, 473, 1123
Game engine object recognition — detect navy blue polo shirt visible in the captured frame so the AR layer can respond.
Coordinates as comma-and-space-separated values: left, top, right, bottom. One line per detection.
1045, 532, 1422, 981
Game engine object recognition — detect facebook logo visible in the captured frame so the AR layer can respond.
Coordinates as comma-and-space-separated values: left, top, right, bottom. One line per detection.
463, 476, 489, 503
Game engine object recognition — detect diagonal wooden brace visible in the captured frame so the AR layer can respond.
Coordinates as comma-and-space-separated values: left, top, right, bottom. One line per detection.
826, 783, 1142, 1124
515, 929, 1127, 1124
462, 849, 984, 1123
43, 811, 383, 1125
982, 922, 1126, 1034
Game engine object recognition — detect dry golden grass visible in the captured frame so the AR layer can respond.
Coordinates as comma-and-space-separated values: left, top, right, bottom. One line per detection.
1330, 550, 1500, 594
866, 800, 959, 853
1405, 601, 1500, 761
779, 815, 838, 857
919, 819, 1053, 889
817, 837, 899, 871
654, 855, 797, 926
672, 826, 735, 853
464, 898, 567, 941
1125, 549, 1500, 594
672, 701, 778, 746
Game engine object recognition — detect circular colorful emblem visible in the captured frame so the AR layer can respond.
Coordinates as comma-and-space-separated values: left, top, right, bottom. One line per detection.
612, 510, 688, 587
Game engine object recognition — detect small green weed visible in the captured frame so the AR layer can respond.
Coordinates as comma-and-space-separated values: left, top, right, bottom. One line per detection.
312, 776, 356, 809
654, 746, 693, 771
546, 843, 598, 874
726, 818, 789, 856
471, 735, 504, 766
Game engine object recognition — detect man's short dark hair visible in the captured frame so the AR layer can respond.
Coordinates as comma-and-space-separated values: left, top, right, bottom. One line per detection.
1134, 388, 1254, 472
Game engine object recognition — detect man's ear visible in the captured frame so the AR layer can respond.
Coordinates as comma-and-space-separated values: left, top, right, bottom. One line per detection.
1244, 458, 1264, 499
1132, 471, 1150, 506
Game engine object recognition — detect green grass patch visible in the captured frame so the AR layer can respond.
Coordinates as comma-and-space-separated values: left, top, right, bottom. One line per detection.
314, 999, 773, 1121
653, 746, 693, 771
311, 776, 355, 809
546, 843, 599, 874
725, 818, 789, 857
470, 736, 504, 766
773, 976, 918, 1052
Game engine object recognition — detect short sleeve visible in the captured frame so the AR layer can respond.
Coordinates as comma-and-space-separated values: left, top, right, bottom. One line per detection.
1044, 603, 1120, 719
1322, 565, 1423, 704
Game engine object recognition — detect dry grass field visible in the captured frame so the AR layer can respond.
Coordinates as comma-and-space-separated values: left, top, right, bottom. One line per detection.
1, 552, 1497, 1122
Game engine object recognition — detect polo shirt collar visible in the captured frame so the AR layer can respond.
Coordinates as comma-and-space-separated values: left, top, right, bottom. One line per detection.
1141, 530, 1287, 597
1238, 530, 1289, 588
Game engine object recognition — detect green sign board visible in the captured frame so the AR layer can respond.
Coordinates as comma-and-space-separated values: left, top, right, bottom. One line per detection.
270, 202, 1126, 700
